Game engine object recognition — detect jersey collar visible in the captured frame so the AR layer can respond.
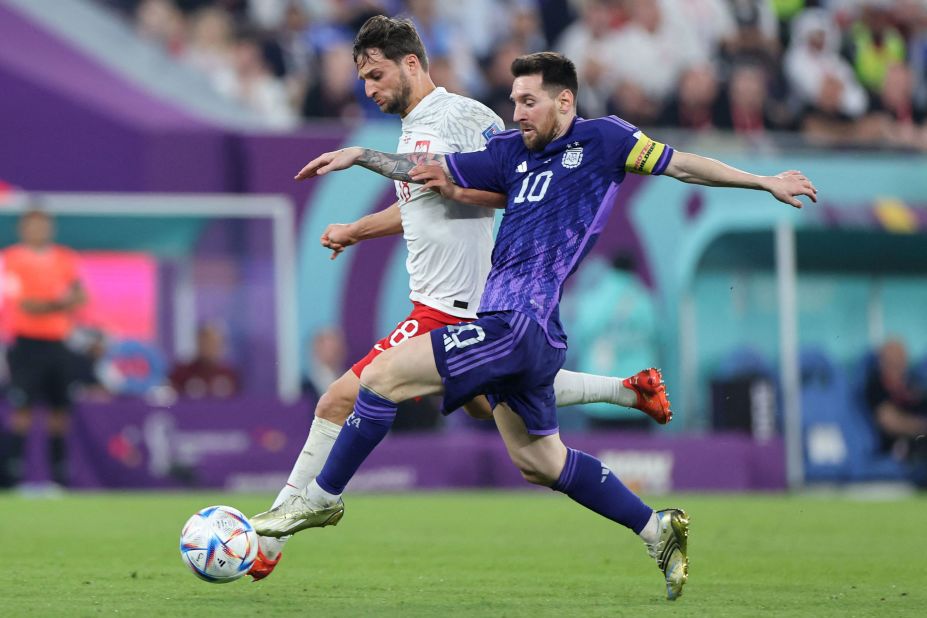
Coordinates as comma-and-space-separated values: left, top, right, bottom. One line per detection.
402, 87, 448, 127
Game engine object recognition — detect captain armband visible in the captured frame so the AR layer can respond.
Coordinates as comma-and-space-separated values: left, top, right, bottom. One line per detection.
624, 134, 672, 176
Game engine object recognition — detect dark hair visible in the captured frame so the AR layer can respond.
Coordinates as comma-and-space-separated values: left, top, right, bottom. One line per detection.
353, 15, 428, 70
511, 52, 578, 99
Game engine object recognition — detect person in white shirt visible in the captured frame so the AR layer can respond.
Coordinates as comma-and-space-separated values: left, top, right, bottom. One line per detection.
247, 15, 672, 581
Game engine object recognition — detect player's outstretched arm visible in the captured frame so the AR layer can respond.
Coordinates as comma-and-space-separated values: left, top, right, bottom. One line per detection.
663, 151, 818, 208
321, 203, 403, 260
295, 147, 449, 182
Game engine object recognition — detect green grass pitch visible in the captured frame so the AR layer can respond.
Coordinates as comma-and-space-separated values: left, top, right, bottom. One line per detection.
3, 491, 925, 616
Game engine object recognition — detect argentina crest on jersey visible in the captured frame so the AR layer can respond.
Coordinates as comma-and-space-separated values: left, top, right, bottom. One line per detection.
562, 142, 583, 169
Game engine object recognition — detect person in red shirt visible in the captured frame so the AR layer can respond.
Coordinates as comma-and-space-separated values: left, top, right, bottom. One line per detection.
2, 208, 86, 488
168, 322, 241, 399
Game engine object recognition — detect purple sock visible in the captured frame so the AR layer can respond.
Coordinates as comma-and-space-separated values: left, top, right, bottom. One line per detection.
553, 448, 653, 533
315, 387, 397, 495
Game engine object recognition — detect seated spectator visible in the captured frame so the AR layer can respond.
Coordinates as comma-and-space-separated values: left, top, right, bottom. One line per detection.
555, 0, 628, 118
847, 4, 906, 95
785, 9, 868, 123
169, 323, 241, 399
865, 339, 927, 462
869, 62, 927, 150
722, 0, 781, 66
301, 39, 365, 120
715, 59, 794, 137
213, 35, 298, 128
301, 326, 347, 400
657, 64, 720, 131
606, 0, 709, 124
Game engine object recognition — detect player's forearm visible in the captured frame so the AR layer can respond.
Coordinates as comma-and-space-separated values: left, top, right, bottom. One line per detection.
452, 188, 507, 209
353, 203, 403, 239
355, 149, 448, 182
664, 151, 769, 191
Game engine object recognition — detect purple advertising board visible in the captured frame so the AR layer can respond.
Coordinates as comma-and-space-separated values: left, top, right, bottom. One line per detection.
3, 399, 785, 493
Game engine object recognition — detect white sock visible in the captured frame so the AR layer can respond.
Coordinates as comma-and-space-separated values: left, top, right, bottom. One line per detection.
638, 511, 660, 544
305, 478, 341, 507
271, 416, 342, 508
259, 417, 342, 559
553, 370, 637, 407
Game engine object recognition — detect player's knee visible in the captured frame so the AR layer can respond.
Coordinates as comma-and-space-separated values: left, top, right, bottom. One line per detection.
358, 356, 396, 397
316, 388, 354, 424
511, 455, 558, 487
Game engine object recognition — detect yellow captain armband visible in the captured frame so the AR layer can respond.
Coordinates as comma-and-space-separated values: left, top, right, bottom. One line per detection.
624, 133, 668, 175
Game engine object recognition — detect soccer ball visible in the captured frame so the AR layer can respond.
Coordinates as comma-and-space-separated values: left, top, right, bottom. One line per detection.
179, 505, 258, 583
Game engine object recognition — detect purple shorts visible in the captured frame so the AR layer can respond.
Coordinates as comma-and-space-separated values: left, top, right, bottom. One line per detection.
430, 311, 566, 435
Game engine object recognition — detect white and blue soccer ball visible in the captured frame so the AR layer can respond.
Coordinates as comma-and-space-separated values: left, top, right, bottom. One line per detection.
179, 505, 258, 583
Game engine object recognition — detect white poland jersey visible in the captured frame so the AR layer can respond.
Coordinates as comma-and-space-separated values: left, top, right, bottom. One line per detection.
394, 87, 504, 319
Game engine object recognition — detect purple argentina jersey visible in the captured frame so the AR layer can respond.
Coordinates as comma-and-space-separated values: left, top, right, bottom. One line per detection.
446, 115, 674, 348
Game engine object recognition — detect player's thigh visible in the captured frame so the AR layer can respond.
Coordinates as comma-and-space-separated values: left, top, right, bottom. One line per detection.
462, 396, 493, 420
361, 332, 443, 401
315, 369, 361, 425
493, 402, 567, 482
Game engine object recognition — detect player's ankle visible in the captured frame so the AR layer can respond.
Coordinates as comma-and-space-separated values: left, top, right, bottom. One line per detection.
306, 479, 341, 507
259, 536, 285, 560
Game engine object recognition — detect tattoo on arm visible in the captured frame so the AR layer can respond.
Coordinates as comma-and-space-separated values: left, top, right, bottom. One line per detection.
356, 149, 446, 182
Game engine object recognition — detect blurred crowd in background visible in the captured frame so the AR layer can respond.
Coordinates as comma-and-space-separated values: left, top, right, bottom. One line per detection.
93, 0, 927, 150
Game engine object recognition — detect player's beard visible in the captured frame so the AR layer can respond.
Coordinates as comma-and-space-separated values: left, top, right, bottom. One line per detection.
383, 71, 413, 115
520, 108, 560, 151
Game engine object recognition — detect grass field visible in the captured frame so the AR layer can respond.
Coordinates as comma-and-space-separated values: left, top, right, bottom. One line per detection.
2, 490, 925, 617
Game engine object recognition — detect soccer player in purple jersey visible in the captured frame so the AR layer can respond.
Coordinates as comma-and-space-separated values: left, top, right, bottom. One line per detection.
258, 52, 818, 601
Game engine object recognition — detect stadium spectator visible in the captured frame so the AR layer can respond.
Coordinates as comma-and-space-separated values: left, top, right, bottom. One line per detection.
657, 64, 721, 131
865, 339, 927, 464
180, 6, 236, 82
846, 3, 906, 95
168, 322, 241, 399
264, 49, 817, 601
715, 59, 791, 137
869, 62, 927, 150
606, 0, 709, 124
555, 0, 627, 118
722, 0, 781, 65
784, 8, 868, 122
213, 35, 298, 128
482, 41, 523, 123
302, 327, 348, 400
674, 0, 738, 63
135, 0, 187, 56
0, 208, 87, 489
301, 39, 366, 120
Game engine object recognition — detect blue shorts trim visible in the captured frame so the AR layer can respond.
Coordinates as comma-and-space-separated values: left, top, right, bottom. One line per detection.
430, 311, 565, 435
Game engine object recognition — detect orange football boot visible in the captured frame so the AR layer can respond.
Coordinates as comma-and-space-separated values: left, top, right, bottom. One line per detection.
248, 547, 282, 582
623, 367, 672, 424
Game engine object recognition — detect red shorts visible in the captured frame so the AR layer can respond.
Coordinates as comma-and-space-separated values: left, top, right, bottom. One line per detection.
351, 302, 470, 377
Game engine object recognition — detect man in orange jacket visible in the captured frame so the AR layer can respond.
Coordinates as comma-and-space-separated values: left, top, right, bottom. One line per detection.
2, 207, 86, 488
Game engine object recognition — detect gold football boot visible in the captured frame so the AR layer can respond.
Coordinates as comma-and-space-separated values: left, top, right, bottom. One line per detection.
646, 508, 689, 601
251, 494, 344, 538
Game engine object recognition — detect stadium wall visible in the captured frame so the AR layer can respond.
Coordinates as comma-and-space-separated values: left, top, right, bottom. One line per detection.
0, 399, 785, 493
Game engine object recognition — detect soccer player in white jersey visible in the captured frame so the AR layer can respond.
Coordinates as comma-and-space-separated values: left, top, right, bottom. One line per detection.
247, 17, 671, 581
256, 51, 818, 600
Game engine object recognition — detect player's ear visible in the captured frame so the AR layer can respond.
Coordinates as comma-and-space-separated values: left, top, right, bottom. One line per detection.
404, 54, 419, 74
558, 89, 574, 113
